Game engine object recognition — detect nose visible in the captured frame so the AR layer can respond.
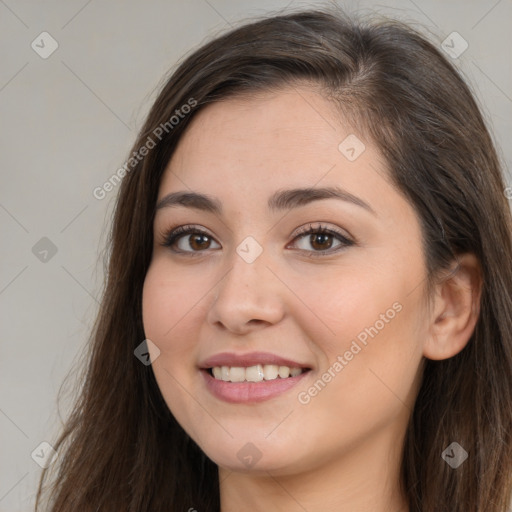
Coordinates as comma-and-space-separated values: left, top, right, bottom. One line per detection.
206, 247, 286, 335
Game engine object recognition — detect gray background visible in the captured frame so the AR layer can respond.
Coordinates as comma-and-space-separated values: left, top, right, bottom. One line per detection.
1, 0, 511, 510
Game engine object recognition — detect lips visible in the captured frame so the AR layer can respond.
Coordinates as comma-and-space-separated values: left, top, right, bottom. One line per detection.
199, 351, 312, 403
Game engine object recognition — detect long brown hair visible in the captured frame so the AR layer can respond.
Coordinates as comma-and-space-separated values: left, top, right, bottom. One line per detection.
36, 6, 512, 511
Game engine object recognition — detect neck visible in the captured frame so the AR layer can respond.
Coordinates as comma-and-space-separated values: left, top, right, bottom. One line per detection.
218, 424, 409, 512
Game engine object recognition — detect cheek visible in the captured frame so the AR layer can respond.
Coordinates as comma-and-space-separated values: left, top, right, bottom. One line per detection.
296, 264, 404, 353
142, 262, 206, 426
141, 262, 207, 400
291, 304, 423, 454
297, 262, 425, 404
143, 262, 176, 338
142, 261, 206, 344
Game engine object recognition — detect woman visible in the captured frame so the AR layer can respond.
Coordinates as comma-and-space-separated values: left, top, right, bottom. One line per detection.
36, 6, 512, 511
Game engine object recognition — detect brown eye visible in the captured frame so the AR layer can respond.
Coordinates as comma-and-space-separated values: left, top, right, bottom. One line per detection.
187, 233, 213, 251
308, 232, 334, 251
161, 223, 354, 257
161, 226, 221, 253
291, 224, 353, 255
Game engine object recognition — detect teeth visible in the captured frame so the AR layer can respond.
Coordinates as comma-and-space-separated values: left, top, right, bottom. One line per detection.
229, 367, 245, 382
264, 364, 279, 380
210, 364, 305, 382
278, 366, 290, 378
246, 364, 264, 382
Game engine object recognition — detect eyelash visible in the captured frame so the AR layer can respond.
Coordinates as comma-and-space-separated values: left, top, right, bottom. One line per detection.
159, 223, 355, 258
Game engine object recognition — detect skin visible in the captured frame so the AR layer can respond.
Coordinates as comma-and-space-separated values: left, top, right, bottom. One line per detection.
142, 85, 481, 512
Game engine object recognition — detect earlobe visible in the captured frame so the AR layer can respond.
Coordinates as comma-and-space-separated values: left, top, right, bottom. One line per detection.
423, 253, 482, 361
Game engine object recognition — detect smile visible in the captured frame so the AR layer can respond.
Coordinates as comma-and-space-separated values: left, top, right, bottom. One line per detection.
210, 364, 306, 382
199, 351, 312, 403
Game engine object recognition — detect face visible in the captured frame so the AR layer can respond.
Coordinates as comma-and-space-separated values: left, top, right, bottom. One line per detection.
142, 86, 429, 476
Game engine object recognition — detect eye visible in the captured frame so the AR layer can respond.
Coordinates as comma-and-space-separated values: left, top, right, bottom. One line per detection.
288, 223, 354, 256
160, 225, 220, 253
160, 222, 355, 257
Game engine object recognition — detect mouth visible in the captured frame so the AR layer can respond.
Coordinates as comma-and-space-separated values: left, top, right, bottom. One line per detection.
198, 352, 312, 403
207, 364, 309, 382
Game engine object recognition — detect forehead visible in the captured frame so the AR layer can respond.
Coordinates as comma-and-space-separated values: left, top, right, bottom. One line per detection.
180, 88, 343, 158
155, 86, 408, 231
161, 87, 386, 189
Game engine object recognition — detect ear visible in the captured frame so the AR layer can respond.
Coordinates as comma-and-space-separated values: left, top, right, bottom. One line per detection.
423, 253, 482, 360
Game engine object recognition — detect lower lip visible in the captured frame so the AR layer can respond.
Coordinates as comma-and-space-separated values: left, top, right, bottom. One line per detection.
201, 369, 310, 403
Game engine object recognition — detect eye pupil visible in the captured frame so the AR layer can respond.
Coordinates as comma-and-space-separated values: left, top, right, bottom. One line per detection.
190, 234, 210, 250
310, 233, 332, 250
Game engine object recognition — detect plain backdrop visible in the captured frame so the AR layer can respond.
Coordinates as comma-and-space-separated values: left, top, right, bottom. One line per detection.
1, 0, 511, 510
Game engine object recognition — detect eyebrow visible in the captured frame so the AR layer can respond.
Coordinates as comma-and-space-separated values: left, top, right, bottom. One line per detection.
155, 186, 376, 216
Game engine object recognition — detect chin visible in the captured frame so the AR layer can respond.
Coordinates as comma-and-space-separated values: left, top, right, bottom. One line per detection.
193, 431, 311, 475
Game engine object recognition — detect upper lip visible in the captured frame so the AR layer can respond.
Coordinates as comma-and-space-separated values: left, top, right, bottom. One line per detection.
199, 352, 311, 369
